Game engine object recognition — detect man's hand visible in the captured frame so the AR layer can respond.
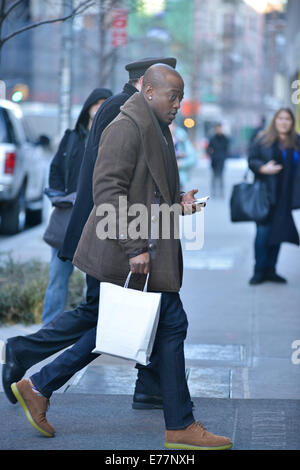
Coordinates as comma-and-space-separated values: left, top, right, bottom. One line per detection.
129, 252, 151, 274
259, 160, 283, 175
180, 189, 205, 215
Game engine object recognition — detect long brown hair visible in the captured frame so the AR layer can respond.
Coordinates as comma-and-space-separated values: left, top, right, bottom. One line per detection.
259, 108, 298, 150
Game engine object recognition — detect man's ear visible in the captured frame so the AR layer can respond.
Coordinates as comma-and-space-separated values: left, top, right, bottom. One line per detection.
143, 84, 153, 100
135, 76, 144, 92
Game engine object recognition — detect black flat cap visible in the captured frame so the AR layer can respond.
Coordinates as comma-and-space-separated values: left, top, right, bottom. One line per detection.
125, 57, 177, 80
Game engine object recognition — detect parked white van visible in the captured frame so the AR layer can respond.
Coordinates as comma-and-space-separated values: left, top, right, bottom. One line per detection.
0, 100, 50, 234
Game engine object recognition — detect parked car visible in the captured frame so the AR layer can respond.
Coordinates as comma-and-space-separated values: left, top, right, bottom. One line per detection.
0, 99, 50, 235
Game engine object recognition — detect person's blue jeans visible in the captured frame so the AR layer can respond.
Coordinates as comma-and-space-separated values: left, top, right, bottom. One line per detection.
29, 291, 194, 430
254, 223, 280, 272
42, 247, 74, 325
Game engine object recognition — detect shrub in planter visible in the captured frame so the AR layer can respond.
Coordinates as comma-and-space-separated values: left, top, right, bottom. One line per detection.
0, 254, 85, 325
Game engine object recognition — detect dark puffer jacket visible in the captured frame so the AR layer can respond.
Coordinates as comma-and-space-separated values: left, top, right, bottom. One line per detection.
49, 88, 112, 195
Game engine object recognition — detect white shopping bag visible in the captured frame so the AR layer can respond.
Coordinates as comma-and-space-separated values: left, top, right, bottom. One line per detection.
93, 272, 161, 365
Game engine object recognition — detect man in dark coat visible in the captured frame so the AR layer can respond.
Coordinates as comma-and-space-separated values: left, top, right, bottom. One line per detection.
207, 123, 229, 198
2, 58, 180, 411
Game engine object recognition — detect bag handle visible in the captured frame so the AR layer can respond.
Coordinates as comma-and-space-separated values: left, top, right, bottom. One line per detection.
243, 169, 249, 181
243, 168, 255, 182
124, 271, 150, 292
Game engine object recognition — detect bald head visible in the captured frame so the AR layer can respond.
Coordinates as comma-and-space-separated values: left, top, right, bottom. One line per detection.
142, 64, 184, 126
142, 63, 183, 91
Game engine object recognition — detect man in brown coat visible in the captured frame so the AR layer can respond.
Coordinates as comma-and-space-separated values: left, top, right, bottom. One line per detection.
11, 65, 232, 450
74, 64, 231, 449
3, 57, 178, 412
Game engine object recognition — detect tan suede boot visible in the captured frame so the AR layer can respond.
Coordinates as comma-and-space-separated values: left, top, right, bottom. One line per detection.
165, 421, 232, 450
11, 379, 55, 437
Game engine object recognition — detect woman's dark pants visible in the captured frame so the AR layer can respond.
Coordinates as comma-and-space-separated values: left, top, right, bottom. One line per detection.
254, 223, 280, 273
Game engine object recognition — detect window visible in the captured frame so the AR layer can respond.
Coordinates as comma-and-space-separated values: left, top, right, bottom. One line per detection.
0, 108, 14, 143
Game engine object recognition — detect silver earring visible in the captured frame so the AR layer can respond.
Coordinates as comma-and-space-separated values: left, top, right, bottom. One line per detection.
149, 96, 152, 100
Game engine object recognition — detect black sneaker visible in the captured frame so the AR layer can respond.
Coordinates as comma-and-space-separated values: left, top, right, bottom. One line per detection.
249, 271, 265, 285
132, 392, 195, 410
132, 392, 164, 409
265, 272, 287, 283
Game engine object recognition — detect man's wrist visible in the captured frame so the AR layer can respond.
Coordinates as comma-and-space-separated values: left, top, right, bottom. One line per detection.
128, 247, 149, 259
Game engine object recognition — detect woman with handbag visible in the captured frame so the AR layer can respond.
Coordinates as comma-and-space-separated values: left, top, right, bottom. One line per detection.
248, 108, 300, 285
42, 88, 112, 325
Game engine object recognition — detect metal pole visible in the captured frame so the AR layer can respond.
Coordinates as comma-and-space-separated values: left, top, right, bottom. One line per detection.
99, 0, 107, 86
58, 0, 73, 137
110, 46, 117, 92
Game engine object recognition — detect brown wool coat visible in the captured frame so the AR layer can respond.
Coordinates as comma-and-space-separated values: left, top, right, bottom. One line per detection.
73, 92, 183, 292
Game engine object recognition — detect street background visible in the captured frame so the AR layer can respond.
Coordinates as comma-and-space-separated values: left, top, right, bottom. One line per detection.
1, 0, 300, 149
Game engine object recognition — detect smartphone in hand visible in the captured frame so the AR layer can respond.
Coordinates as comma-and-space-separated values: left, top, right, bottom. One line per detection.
186, 196, 210, 205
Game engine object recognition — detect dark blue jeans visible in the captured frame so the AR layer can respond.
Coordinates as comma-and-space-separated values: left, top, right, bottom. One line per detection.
42, 247, 74, 325
15, 290, 194, 430
149, 293, 194, 429
254, 223, 280, 272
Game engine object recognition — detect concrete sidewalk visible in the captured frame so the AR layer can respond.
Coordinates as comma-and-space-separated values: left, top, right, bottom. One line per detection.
0, 159, 300, 450
1, 393, 299, 450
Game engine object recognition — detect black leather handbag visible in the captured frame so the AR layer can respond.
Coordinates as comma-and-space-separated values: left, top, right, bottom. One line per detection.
43, 192, 76, 249
43, 131, 77, 248
230, 171, 270, 223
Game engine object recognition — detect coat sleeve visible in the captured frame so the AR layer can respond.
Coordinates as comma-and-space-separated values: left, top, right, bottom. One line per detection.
248, 140, 265, 175
92, 119, 148, 258
49, 130, 71, 190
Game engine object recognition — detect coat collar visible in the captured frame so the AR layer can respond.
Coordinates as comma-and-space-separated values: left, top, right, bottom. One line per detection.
120, 92, 179, 205
122, 82, 139, 98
